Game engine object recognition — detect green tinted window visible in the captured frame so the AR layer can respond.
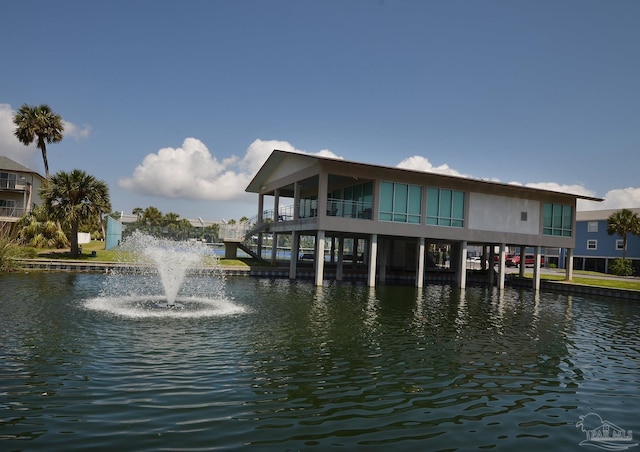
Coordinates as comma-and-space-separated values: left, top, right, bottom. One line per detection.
426, 187, 465, 227
379, 181, 422, 224
543, 203, 572, 237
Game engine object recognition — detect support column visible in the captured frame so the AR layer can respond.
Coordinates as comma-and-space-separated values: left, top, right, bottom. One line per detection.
379, 238, 387, 283
565, 248, 574, 281
368, 234, 378, 287
336, 236, 344, 281
289, 231, 299, 279
416, 237, 425, 288
457, 241, 468, 289
317, 169, 328, 219
293, 182, 300, 219
257, 234, 263, 261
488, 245, 496, 286
273, 189, 280, 222
330, 237, 336, 263
271, 232, 278, 265
533, 245, 541, 291
257, 193, 265, 259
314, 230, 325, 286
498, 243, 506, 290
353, 238, 359, 269
271, 189, 280, 265
518, 247, 526, 278
257, 193, 264, 223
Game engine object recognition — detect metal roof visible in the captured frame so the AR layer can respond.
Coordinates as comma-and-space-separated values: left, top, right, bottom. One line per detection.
246, 149, 604, 202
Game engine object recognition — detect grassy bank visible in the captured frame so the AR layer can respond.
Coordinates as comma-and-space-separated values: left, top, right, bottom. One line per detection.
21, 242, 640, 291
522, 271, 640, 291
33, 241, 266, 268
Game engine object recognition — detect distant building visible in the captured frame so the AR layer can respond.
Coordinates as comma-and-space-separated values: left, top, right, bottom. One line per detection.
242, 150, 602, 288
566, 208, 640, 274
0, 156, 45, 226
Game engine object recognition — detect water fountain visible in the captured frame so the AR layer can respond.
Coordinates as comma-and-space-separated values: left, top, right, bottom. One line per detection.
85, 231, 245, 318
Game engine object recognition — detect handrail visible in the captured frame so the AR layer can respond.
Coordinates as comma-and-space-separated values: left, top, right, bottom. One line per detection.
219, 199, 374, 242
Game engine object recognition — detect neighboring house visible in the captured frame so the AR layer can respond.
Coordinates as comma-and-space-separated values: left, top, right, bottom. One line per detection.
242, 150, 602, 288
0, 156, 45, 226
564, 208, 640, 274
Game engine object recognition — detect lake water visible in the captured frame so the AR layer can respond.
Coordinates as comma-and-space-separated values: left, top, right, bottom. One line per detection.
1, 272, 639, 451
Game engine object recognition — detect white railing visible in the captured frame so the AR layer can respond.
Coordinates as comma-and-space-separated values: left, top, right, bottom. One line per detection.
219, 222, 254, 241
219, 199, 374, 242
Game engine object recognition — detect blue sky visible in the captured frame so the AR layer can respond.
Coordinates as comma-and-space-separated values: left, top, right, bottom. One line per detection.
2, 0, 639, 221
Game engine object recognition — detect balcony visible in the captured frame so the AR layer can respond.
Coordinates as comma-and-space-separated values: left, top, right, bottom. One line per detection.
0, 206, 28, 221
326, 198, 372, 219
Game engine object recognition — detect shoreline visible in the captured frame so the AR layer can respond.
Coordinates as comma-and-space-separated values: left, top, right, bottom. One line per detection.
13, 258, 640, 301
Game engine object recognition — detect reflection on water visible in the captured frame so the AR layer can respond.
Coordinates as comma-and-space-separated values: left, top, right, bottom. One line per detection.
1, 272, 639, 450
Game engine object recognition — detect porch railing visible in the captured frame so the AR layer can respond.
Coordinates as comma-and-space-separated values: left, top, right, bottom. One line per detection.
219, 199, 374, 242
0, 206, 28, 218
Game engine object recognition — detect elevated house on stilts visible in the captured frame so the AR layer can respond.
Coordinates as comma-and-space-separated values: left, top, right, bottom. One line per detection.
227, 150, 601, 289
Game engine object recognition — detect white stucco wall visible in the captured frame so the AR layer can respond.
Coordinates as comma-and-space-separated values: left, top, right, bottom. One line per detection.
468, 193, 540, 235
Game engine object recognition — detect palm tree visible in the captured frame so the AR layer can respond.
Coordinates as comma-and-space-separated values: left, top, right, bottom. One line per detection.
41, 169, 110, 257
15, 204, 69, 249
13, 104, 64, 178
142, 206, 163, 226
607, 209, 640, 259
164, 212, 180, 225
132, 207, 143, 222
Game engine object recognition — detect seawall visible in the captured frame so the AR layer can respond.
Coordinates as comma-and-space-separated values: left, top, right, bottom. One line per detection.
16, 259, 640, 301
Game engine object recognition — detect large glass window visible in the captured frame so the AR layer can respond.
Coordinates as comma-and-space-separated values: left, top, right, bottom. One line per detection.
0, 172, 17, 189
379, 182, 422, 223
327, 181, 373, 219
0, 199, 16, 216
543, 203, 572, 236
299, 196, 317, 218
426, 188, 465, 227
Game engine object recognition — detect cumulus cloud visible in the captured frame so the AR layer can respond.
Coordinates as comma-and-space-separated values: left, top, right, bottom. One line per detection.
395, 154, 640, 211
396, 155, 470, 178
518, 181, 597, 198
578, 187, 640, 211
118, 138, 342, 201
0, 103, 91, 169
63, 120, 92, 140
0, 103, 39, 167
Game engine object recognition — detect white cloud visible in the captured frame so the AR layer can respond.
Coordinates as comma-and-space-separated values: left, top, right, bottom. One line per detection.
520, 181, 597, 198
395, 154, 640, 211
0, 103, 39, 168
118, 138, 341, 201
63, 120, 92, 140
0, 103, 91, 171
578, 187, 640, 211
396, 155, 470, 178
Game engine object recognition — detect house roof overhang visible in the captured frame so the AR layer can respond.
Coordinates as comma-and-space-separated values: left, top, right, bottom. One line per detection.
246, 150, 604, 203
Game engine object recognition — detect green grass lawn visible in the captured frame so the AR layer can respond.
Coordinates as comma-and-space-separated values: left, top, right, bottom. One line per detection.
522, 271, 640, 291
34, 241, 267, 268
26, 244, 640, 290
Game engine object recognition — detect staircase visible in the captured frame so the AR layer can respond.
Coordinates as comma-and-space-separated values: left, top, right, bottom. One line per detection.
219, 212, 275, 261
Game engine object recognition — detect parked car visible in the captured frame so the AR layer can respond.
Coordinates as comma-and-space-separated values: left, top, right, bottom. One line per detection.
494, 253, 514, 264
506, 254, 544, 268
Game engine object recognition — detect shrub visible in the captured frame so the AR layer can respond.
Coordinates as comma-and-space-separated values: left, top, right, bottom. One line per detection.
0, 236, 22, 272
609, 258, 634, 277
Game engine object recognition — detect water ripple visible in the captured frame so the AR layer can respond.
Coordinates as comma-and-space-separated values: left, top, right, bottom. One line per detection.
1, 274, 639, 450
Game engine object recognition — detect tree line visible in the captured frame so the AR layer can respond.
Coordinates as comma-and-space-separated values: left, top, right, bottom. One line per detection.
7, 103, 219, 258
122, 206, 220, 243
